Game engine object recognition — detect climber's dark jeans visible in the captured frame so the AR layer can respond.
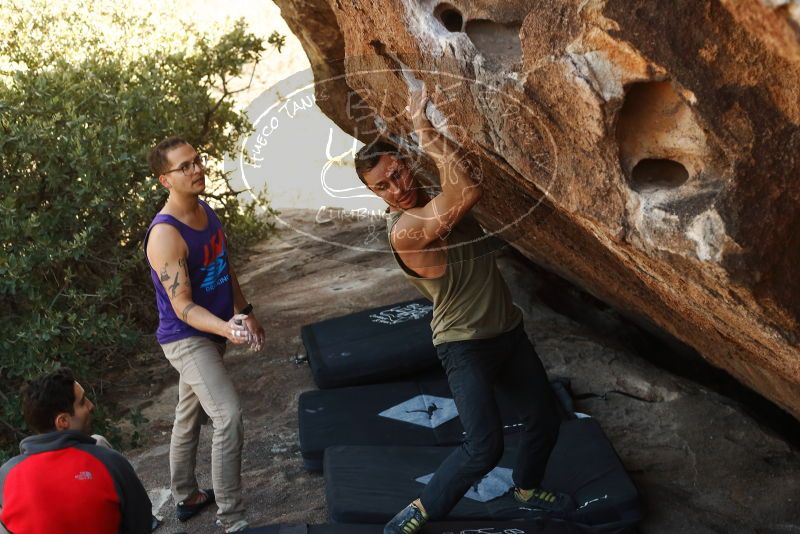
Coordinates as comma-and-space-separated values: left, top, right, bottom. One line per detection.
418, 322, 561, 520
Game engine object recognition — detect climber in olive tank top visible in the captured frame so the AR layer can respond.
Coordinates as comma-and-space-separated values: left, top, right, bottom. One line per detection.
385, 209, 521, 345
355, 87, 574, 534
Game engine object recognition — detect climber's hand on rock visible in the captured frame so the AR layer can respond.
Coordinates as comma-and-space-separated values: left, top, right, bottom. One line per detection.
407, 86, 451, 164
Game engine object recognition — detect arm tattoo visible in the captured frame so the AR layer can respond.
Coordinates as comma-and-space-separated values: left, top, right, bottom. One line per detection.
178, 258, 186, 271
181, 303, 196, 322
159, 263, 170, 282
169, 271, 180, 298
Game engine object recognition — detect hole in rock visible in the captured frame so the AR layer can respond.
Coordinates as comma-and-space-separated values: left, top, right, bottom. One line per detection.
630, 158, 689, 191
434, 3, 463, 32
464, 19, 522, 66
616, 81, 710, 192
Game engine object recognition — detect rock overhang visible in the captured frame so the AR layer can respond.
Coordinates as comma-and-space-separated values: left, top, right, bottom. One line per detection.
273, 0, 800, 418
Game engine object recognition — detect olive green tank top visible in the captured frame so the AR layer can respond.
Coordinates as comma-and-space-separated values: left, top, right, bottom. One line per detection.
386, 210, 522, 345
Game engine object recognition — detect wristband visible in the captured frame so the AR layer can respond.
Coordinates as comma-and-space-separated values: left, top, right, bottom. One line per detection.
239, 303, 253, 316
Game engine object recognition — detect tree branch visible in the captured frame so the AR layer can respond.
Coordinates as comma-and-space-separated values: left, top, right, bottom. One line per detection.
200, 74, 231, 141
0, 416, 24, 441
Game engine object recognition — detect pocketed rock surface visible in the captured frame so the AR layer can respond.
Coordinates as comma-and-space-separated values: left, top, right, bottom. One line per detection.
273, 0, 800, 420
123, 209, 800, 533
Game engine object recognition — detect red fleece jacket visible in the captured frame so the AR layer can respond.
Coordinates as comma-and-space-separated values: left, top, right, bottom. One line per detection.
0, 430, 152, 534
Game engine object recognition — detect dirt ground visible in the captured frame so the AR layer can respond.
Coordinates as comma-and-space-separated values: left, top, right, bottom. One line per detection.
116, 209, 800, 534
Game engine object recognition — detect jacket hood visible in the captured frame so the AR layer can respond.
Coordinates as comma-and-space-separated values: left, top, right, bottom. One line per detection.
19, 430, 95, 455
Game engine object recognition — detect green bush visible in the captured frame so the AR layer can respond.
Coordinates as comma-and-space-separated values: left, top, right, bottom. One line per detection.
0, 1, 280, 461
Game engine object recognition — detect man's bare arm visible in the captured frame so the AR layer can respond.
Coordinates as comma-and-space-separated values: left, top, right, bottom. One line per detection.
392, 87, 482, 252
229, 264, 266, 351
229, 264, 249, 314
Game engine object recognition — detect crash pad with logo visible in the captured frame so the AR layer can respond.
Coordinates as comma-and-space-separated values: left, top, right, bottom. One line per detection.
301, 299, 438, 389
299, 378, 575, 471
323, 418, 640, 532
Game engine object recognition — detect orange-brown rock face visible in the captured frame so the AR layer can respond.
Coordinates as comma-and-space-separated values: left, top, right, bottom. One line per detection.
274, 0, 800, 418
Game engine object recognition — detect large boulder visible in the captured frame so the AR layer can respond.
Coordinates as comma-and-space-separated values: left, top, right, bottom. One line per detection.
274, 0, 800, 419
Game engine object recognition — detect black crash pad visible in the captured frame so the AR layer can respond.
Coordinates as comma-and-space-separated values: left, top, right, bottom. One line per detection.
247, 518, 600, 533
301, 299, 438, 389
323, 418, 640, 531
299, 378, 576, 471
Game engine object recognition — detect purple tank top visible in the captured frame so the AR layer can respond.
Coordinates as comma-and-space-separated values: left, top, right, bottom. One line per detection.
144, 200, 233, 344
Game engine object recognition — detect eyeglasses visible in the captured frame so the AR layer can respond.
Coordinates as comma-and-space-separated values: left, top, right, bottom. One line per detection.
164, 155, 206, 176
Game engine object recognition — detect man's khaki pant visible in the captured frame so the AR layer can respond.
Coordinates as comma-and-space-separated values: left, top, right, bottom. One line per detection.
161, 336, 245, 526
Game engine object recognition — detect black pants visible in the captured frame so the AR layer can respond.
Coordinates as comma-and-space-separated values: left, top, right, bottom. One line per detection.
418, 322, 561, 519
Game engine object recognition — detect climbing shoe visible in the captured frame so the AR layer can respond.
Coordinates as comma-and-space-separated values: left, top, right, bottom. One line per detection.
384, 502, 428, 534
514, 487, 575, 515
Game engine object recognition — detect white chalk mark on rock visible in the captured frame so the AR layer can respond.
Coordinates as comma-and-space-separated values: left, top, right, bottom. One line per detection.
148, 487, 171, 519
686, 209, 726, 262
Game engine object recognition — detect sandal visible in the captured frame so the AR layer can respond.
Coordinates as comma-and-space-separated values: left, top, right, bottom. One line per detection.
176, 488, 215, 522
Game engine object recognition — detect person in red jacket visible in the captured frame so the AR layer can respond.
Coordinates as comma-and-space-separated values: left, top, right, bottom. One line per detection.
0, 368, 154, 534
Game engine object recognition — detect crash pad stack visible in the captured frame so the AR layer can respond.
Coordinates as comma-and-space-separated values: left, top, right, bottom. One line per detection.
287, 300, 641, 533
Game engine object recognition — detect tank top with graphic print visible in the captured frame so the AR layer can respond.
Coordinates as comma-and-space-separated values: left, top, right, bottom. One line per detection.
144, 200, 233, 344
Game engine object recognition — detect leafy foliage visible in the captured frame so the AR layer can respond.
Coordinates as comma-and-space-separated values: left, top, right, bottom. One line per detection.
268, 31, 288, 53
0, 0, 280, 461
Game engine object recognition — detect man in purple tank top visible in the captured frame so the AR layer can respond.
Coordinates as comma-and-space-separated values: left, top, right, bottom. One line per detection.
144, 137, 265, 533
